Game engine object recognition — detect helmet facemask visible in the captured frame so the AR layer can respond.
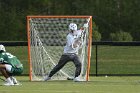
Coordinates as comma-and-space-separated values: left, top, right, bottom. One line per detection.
69, 23, 77, 33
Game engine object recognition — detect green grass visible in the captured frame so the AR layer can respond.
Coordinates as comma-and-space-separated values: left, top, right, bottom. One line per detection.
91, 46, 140, 74
0, 76, 140, 93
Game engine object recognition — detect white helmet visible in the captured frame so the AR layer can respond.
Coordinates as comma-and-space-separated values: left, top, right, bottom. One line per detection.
0, 45, 6, 52
69, 23, 77, 31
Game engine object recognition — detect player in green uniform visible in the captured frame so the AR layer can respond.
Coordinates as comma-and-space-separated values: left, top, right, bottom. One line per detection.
0, 45, 23, 86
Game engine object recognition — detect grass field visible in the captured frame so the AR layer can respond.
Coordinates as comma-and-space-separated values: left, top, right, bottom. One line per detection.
91, 46, 140, 75
0, 76, 140, 93
1, 46, 140, 93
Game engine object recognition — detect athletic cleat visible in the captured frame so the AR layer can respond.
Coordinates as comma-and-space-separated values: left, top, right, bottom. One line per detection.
73, 77, 84, 82
10, 76, 22, 86
3, 82, 14, 86
3, 77, 14, 86
44, 76, 51, 81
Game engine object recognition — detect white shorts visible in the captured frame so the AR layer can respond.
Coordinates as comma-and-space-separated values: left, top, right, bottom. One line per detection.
5, 64, 12, 73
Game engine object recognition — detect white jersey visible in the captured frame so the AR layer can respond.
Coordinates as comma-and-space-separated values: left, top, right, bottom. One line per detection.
64, 30, 82, 54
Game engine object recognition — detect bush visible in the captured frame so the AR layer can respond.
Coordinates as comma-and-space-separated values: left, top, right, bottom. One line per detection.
110, 30, 133, 41
92, 23, 101, 41
93, 30, 102, 41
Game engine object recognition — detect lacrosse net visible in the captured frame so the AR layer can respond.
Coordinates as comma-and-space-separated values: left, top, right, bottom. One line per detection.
27, 16, 92, 81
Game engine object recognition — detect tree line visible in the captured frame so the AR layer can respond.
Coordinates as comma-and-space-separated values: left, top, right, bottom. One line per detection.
0, 0, 140, 41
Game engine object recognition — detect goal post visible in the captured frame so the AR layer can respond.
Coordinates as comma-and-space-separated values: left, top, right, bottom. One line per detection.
27, 16, 92, 81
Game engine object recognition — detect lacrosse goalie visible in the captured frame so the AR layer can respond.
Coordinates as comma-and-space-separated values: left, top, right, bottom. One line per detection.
44, 22, 88, 82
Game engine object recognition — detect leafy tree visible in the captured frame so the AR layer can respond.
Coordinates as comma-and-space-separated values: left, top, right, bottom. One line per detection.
92, 23, 101, 41
110, 30, 133, 41
0, 0, 140, 41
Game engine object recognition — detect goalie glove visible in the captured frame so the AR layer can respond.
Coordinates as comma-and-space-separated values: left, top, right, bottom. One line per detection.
83, 23, 88, 28
72, 38, 82, 49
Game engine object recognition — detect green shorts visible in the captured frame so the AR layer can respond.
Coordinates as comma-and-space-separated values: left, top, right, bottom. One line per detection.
11, 67, 23, 75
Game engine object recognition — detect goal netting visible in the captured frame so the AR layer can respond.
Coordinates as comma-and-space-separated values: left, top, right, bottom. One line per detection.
27, 16, 92, 81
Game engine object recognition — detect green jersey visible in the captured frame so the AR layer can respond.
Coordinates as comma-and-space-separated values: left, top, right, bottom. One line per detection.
0, 52, 23, 69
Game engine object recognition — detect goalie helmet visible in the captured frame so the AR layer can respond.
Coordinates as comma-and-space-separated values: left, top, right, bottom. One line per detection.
0, 44, 6, 52
69, 23, 77, 31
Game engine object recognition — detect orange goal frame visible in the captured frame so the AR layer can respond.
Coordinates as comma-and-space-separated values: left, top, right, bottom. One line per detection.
27, 16, 92, 81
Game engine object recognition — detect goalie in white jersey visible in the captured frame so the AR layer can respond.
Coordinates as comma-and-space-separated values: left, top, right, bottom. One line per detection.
44, 23, 88, 82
